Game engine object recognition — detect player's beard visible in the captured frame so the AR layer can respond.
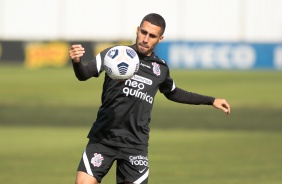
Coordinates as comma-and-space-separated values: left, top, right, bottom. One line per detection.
135, 38, 155, 56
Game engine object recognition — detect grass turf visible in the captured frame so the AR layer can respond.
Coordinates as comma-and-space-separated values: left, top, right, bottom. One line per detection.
1, 66, 282, 131
0, 127, 282, 184
1, 65, 282, 183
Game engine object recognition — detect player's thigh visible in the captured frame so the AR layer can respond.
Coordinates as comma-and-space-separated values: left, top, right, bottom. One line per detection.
76, 171, 99, 184
77, 141, 118, 183
116, 147, 149, 184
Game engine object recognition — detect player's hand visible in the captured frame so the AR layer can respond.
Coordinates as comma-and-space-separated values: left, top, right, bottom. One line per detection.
213, 98, 230, 115
69, 44, 85, 63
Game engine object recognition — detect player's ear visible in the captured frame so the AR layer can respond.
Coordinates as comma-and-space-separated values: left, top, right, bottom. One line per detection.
158, 35, 164, 43
136, 26, 140, 35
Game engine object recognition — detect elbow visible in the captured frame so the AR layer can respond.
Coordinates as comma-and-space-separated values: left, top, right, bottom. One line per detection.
164, 92, 174, 101
75, 75, 88, 81
77, 78, 87, 81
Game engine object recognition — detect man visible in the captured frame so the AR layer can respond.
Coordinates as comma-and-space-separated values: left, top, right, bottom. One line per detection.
69, 13, 230, 184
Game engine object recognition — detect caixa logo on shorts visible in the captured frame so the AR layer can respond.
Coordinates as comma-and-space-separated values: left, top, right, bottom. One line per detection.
129, 155, 149, 167
91, 153, 104, 167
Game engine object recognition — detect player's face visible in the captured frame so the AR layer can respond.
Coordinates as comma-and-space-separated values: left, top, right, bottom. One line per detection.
135, 21, 164, 56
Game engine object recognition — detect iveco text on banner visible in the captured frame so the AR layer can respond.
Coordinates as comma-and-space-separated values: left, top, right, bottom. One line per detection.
155, 41, 282, 70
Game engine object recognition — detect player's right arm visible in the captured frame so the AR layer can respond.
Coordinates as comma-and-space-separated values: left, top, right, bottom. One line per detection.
69, 44, 99, 81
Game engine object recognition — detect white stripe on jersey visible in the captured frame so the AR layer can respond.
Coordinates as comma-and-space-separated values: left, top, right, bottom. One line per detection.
96, 53, 102, 73
171, 81, 176, 91
133, 169, 149, 184
83, 150, 93, 176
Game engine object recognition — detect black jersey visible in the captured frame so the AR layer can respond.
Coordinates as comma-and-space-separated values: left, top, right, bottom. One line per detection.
72, 45, 214, 150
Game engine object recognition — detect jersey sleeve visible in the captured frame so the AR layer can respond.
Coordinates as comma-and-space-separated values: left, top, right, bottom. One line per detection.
164, 87, 215, 105
72, 48, 108, 80
159, 66, 214, 105
159, 68, 176, 94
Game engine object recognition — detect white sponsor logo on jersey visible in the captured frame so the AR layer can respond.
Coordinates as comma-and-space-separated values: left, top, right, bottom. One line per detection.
123, 79, 153, 104
131, 75, 152, 85
140, 62, 151, 69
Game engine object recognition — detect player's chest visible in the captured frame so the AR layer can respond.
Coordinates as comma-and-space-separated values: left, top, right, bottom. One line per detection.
105, 60, 167, 95
136, 60, 166, 85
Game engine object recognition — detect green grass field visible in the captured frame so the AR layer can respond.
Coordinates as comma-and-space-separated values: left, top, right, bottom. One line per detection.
1, 65, 282, 183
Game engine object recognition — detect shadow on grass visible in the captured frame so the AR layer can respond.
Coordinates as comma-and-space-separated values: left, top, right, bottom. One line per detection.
1, 104, 281, 132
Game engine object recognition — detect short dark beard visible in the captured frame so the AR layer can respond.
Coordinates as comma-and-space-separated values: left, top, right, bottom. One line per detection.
134, 42, 153, 57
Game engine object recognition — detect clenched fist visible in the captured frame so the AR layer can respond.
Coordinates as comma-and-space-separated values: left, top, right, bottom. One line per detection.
69, 44, 85, 63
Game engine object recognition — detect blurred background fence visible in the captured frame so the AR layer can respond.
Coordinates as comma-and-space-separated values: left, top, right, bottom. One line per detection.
0, 0, 282, 69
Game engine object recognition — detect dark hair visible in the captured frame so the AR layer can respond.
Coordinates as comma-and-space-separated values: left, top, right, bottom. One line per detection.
140, 13, 166, 35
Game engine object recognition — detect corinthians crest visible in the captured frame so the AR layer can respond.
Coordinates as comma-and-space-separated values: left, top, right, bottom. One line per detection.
152, 62, 161, 76
91, 153, 104, 167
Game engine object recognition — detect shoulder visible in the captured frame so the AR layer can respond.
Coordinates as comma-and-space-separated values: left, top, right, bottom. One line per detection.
151, 54, 168, 67
99, 46, 114, 57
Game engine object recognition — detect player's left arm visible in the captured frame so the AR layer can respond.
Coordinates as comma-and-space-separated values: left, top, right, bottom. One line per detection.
164, 87, 230, 115
159, 65, 230, 115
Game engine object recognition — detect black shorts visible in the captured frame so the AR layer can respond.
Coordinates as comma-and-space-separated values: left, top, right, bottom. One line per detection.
77, 140, 149, 184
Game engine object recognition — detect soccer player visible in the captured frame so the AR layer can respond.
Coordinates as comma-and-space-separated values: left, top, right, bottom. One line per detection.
69, 13, 230, 184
